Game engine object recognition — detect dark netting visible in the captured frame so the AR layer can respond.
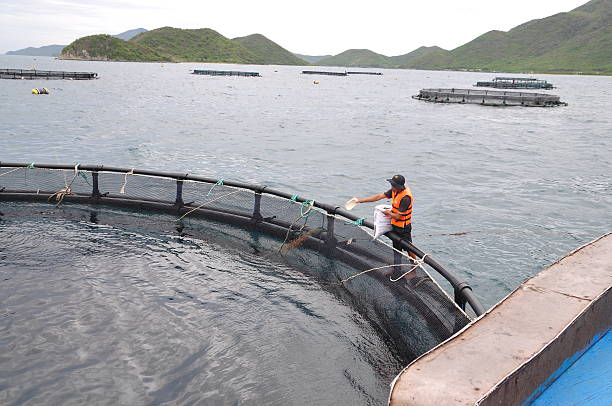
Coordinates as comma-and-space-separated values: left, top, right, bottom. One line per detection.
0, 164, 475, 361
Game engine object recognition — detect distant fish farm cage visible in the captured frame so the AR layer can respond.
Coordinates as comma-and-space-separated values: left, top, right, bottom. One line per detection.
302, 70, 348, 76
0, 69, 98, 80
347, 71, 383, 75
192, 69, 260, 77
412, 88, 567, 107
475, 77, 554, 89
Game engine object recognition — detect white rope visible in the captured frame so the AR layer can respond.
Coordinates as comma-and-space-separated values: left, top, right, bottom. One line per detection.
49, 165, 80, 205
339, 262, 423, 284
354, 223, 469, 315
389, 254, 429, 282
119, 168, 134, 194
177, 190, 242, 221
0, 167, 22, 177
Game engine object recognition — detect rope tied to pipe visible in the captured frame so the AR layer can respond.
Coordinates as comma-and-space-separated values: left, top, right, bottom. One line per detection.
119, 169, 134, 194
205, 179, 224, 197
389, 253, 429, 282
278, 199, 316, 254
352, 217, 366, 226
48, 164, 80, 205
300, 200, 315, 218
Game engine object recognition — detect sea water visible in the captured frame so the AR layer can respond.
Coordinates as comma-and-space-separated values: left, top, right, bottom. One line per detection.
1, 55, 611, 405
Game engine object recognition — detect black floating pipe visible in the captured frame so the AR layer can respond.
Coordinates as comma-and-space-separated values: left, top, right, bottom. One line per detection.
0, 162, 485, 316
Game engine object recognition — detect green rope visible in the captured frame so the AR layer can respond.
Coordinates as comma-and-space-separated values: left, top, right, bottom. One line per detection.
291, 194, 298, 202
300, 200, 315, 217
78, 171, 92, 186
206, 179, 224, 197
352, 217, 366, 226
26, 163, 35, 169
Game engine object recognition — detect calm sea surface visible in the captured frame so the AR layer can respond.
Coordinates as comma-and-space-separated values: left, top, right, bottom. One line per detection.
1, 55, 611, 405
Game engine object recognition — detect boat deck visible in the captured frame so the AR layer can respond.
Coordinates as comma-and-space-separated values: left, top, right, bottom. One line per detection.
389, 234, 612, 405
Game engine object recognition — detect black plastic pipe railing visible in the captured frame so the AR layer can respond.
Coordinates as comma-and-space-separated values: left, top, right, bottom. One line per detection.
0, 162, 486, 316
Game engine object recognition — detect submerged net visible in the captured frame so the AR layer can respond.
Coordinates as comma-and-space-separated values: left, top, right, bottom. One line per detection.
0, 163, 473, 360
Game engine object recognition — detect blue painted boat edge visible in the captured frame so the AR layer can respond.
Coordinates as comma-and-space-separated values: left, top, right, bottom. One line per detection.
477, 285, 611, 406
521, 326, 611, 406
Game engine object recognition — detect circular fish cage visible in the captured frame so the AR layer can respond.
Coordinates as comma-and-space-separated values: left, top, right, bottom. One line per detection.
412, 88, 568, 107
0, 162, 485, 360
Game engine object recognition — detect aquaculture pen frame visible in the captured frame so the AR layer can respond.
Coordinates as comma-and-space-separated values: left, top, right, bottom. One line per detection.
0, 69, 98, 80
0, 162, 485, 316
412, 88, 567, 107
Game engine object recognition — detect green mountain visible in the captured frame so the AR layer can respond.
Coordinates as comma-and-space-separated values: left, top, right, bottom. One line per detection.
313, 46, 445, 69
232, 34, 307, 65
60, 34, 172, 62
130, 27, 263, 63
60, 27, 307, 65
294, 53, 332, 64
390, 46, 445, 68
318, 49, 392, 68
405, 0, 612, 74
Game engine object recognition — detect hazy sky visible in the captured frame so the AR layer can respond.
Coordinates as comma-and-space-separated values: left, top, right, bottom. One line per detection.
1, 0, 589, 55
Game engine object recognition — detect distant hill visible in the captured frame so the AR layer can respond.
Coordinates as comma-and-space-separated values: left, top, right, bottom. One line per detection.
113, 28, 147, 41
49, 0, 612, 73
390, 46, 446, 68
5, 28, 147, 57
60, 34, 172, 62
129, 27, 263, 63
60, 27, 309, 65
405, 0, 612, 74
318, 49, 391, 68
294, 54, 333, 64
6, 44, 65, 57
232, 34, 307, 65
313, 47, 446, 69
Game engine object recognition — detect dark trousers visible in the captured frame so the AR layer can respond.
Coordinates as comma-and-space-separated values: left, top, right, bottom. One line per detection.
392, 224, 412, 270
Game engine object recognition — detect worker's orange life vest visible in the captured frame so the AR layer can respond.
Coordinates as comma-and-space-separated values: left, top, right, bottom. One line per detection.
391, 187, 412, 228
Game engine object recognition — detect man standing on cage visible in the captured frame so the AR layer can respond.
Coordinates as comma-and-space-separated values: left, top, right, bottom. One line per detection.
353, 174, 416, 277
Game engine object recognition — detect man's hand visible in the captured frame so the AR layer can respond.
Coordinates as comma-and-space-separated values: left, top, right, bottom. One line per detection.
353, 197, 361, 204
383, 210, 399, 219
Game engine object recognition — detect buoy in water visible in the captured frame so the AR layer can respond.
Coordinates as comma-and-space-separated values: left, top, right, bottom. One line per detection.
32, 88, 49, 95
313, 81, 320, 85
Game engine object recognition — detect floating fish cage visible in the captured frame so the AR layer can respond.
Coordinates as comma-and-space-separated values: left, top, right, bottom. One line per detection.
347, 71, 383, 75
0, 69, 98, 80
475, 77, 554, 89
302, 70, 348, 76
192, 69, 260, 77
412, 88, 567, 107
0, 162, 485, 360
